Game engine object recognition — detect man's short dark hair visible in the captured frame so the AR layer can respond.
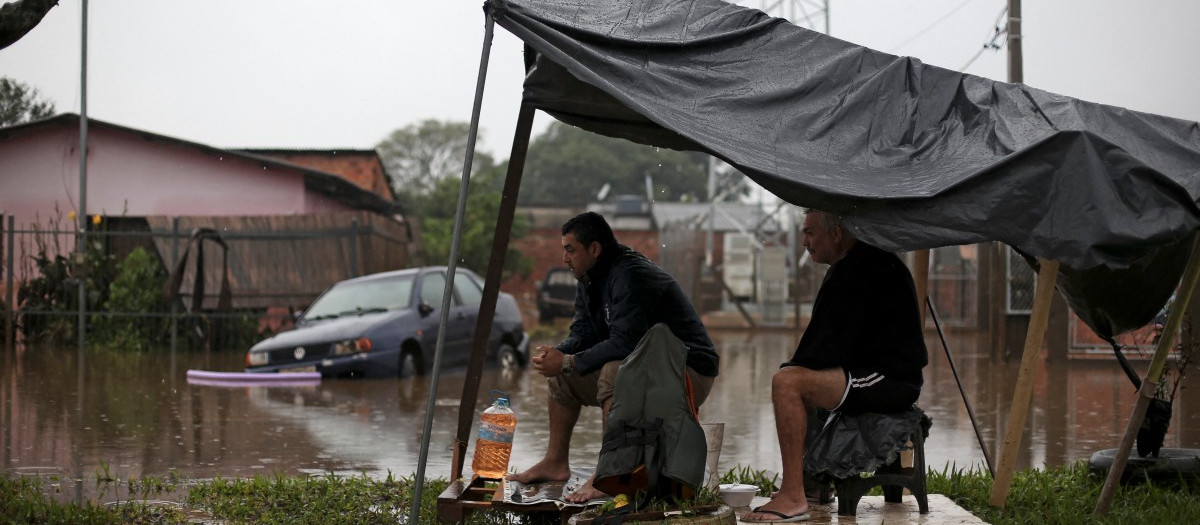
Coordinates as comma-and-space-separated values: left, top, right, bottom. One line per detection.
562, 211, 618, 251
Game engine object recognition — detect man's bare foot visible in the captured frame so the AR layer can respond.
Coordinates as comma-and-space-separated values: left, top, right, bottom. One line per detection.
741, 493, 809, 523
564, 476, 608, 503
504, 460, 571, 484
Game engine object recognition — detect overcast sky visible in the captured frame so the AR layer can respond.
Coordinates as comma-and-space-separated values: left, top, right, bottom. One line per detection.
2, 0, 1197, 161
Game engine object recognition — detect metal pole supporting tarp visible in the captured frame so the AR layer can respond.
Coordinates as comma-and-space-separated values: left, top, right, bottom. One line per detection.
989, 257, 1058, 507
927, 296, 996, 478
453, 101, 536, 479
409, 12, 495, 525
1095, 232, 1200, 515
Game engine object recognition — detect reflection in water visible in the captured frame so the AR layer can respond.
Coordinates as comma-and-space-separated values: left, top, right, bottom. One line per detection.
2, 330, 1198, 504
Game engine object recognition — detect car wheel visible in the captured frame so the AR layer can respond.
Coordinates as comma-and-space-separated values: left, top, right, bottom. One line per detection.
400, 346, 426, 377
499, 343, 521, 370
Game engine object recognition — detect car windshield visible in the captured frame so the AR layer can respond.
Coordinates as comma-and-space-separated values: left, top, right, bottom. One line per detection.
303, 274, 415, 321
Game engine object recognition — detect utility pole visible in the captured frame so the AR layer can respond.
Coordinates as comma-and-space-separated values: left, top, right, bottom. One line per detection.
76, 0, 89, 352
1007, 0, 1022, 84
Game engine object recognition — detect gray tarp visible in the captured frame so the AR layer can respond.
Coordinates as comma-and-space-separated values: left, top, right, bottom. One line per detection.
485, 0, 1200, 337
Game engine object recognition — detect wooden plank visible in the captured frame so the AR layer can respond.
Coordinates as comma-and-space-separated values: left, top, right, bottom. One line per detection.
437, 476, 581, 524
988, 257, 1058, 508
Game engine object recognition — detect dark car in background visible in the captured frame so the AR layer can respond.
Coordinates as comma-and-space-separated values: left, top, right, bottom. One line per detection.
245, 266, 529, 378
537, 267, 578, 323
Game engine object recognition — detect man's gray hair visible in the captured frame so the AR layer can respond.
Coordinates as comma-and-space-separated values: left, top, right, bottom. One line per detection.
803, 208, 845, 232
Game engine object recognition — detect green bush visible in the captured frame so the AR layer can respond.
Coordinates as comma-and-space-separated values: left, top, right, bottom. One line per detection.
91, 247, 169, 351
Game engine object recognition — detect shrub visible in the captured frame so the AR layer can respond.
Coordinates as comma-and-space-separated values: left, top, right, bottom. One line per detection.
17, 228, 114, 344
91, 247, 169, 351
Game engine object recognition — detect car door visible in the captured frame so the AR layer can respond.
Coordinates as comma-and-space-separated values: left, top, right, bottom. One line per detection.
452, 270, 486, 355
417, 270, 471, 368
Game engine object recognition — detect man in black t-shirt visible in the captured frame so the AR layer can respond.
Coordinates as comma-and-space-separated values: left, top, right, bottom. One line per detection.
743, 209, 927, 523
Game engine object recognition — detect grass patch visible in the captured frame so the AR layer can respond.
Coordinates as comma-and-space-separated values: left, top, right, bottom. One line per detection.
720, 464, 779, 495
2, 461, 1198, 524
185, 472, 430, 524
0, 473, 188, 524
927, 462, 1200, 524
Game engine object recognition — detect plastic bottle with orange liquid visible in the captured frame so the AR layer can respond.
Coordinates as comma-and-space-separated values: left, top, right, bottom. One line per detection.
472, 393, 517, 479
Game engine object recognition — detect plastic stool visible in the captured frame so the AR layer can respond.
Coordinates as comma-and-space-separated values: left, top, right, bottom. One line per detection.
831, 408, 930, 516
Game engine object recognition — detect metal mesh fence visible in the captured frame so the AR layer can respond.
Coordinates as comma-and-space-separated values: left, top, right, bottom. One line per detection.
2, 213, 413, 353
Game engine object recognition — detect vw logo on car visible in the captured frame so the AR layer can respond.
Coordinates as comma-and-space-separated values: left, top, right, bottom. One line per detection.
294, 346, 306, 361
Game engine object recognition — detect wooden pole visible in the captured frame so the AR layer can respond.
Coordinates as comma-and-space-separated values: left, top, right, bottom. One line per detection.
1095, 233, 1200, 515
988, 257, 1058, 507
913, 249, 930, 326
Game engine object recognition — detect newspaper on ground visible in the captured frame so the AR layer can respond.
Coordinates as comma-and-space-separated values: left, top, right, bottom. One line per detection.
502, 471, 610, 508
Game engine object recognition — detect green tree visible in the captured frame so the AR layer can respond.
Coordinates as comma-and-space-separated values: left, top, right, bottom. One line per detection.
413, 158, 532, 280
376, 119, 475, 199
0, 76, 55, 126
519, 121, 748, 206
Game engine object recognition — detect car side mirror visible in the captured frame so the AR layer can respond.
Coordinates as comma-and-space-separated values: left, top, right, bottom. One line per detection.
418, 303, 434, 317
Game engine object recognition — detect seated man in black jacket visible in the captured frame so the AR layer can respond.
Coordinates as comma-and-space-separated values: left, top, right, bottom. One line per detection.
506, 211, 721, 503
742, 209, 927, 523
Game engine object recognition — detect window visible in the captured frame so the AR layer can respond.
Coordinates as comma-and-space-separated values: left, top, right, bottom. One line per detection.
421, 272, 448, 308
1006, 247, 1035, 314
455, 272, 483, 307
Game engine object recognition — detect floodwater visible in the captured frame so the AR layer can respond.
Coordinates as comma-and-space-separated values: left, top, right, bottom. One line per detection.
3, 328, 1199, 504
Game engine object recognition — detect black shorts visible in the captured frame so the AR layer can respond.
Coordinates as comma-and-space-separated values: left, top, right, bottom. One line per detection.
834, 370, 920, 415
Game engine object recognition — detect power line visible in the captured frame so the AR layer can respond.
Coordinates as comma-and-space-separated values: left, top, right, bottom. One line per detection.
887, 0, 979, 53
958, 5, 1008, 72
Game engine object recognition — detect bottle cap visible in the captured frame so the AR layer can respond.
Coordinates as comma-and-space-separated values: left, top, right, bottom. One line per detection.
489, 389, 509, 407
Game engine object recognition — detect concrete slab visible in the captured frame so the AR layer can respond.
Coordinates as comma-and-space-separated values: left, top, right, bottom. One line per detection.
734, 495, 987, 524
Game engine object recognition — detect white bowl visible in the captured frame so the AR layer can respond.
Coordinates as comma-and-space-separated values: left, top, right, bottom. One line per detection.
718, 483, 758, 507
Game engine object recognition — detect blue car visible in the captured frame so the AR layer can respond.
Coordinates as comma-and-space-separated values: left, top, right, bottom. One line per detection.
245, 266, 529, 378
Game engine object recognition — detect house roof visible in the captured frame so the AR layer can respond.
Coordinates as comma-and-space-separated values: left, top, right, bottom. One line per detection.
236, 148, 397, 202
0, 114, 403, 216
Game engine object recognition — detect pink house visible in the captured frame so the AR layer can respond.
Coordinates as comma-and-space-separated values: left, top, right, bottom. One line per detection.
0, 114, 417, 313
0, 113, 398, 225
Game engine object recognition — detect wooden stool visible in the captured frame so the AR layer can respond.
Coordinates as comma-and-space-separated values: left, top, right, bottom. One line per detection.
437, 476, 586, 524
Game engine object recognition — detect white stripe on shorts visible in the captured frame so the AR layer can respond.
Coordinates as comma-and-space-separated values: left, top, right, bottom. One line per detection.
851, 372, 884, 388
833, 371, 886, 411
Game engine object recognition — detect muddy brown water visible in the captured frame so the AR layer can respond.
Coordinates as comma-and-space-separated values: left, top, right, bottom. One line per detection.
3, 329, 1199, 504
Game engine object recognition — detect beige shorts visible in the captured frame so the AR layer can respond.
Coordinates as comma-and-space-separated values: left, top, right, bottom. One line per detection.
548, 359, 714, 409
